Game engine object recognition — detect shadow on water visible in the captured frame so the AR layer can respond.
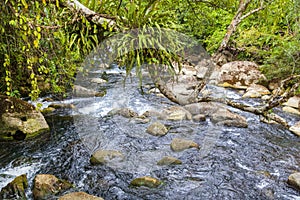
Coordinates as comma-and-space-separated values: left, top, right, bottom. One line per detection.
0, 66, 300, 199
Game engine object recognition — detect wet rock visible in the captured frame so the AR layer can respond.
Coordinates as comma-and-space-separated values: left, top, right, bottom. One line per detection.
90, 78, 107, 84
282, 106, 300, 116
59, 192, 104, 200
289, 122, 300, 136
184, 102, 223, 116
283, 96, 300, 109
157, 156, 182, 165
33, 174, 72, 200
141, 110, 166, 120
218, 61, 266, 88
107, 108, 138, 118
41, 107, 56, 114
146, 121, 168, 136
0, 174, 28, 200
90, 150, 124, 165
48, 103, 75, 109
0, 95, 49, 141
163, 106, 192, 121
130, 176, 162, 188
170, 138, 199, 152
242, 84, 270, 98
192, 114, 206, 122
73, 85, 105, 97
287, 172, 300, 191
211, 109, 248, 128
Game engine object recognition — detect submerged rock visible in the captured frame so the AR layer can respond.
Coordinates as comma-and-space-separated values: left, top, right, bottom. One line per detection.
33, 174, 72, 200
287, 172, 300, 191
59, 192, 104, 200
289, 122, 300, 136
130, 176, 162, 188
170, 138, 199, 152
48, 103, 75, 109
157, 156, 182, 165
90, 78, 107, 84
0, 174, 28, 200
0, 95, 49, 140
184, 102, 222, 116
90, 150, 124, 165
146, 121, 168, 136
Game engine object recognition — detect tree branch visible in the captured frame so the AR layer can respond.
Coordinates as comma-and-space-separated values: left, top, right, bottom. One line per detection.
65, 0, 116, 28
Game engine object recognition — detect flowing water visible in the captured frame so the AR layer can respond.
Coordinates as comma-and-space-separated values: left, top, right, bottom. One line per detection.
0, 65, 300, 200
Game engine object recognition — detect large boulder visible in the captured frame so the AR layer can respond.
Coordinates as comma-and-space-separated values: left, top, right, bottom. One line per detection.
59, 192, 104, 200
0, 95, 49, 140
73, 85, 106, 97
218, 61, 266, 88
0, 174, 28, 200
33, 174, 72, 200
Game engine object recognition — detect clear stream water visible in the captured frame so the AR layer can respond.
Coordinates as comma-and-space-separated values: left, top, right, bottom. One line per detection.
0, 66, 300, 200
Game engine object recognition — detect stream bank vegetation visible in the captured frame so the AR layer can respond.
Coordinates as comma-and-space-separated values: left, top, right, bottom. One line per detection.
0, 0, 299, 126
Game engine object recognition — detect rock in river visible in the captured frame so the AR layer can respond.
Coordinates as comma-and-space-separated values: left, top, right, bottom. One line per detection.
0, 174, 28, 200
33, 174, 72, 200
59, 192, 104, 200
170, 138, 199, 152
287, 172, 300, 191
0, 95, 49, 140
130, 176, 162, 188
146, 121, 168, 136
90, 150, 124, 165
289, 121, 300, 136
157, 156, 182, 165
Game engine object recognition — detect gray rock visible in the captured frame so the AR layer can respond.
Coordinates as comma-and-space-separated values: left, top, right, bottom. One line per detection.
59, 192, 104, 200
0, 174, 28, 200
157, 156, 182, 165
170, 138, 199, 152
90, 78, 107, 84
287, 172, 300, 191
73, 85, 105, 97
192, 114, 206, 122
0, 95, 49, 140
33, 174, 72, 200
146, 121, 168, 136
211, 109, 248, 128
90, 150, 124, 165
184, 102, 223, 116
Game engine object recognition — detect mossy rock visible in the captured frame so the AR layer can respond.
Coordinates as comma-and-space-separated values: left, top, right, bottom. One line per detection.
0, 95, 49, 141
0, 174, 28, 200
33, 174, 73, 200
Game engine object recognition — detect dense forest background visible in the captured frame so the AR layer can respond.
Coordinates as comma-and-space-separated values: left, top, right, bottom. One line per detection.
0, 0, 299, 100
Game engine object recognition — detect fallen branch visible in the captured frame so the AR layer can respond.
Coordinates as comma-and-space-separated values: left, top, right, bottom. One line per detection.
65, 0, 116, 28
